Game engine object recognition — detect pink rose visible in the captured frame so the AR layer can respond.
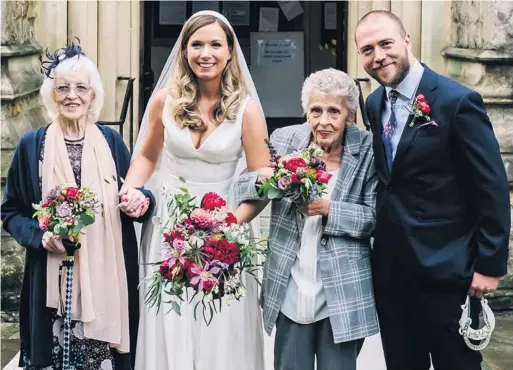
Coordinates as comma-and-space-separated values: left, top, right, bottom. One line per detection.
416, 94, 427, 103
284, 158, 307, 173
315, 170, 332, 184
65, 187, 80, 200
418, 101, 431, 115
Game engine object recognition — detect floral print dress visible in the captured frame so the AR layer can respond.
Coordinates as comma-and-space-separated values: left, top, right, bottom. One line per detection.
21, 134, 115, 370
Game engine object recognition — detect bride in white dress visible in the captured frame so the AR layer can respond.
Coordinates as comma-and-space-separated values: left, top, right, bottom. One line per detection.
123, 11, 271, 370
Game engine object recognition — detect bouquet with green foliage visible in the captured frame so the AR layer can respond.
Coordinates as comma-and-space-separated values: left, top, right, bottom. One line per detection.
257, 140, 332, 204
33, 185, 100, 239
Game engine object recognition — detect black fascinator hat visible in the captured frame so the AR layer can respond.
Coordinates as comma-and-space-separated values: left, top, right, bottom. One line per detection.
40, 38, 86, 79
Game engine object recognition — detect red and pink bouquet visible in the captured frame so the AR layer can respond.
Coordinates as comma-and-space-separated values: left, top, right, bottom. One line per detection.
257, 140, 332, 204
144, 181, 267, 325
33, 185, 100, 239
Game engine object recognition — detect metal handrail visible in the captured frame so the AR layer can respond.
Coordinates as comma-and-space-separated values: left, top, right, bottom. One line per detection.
354, 77, 371, 132
98, 76, 136, 152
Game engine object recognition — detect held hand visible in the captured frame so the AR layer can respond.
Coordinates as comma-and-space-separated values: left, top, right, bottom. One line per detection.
300, 199, 330, 217
42, 232, 66, 253
118, 187, 150, 218
468, 272, 500, 298
257, 167, 274, 183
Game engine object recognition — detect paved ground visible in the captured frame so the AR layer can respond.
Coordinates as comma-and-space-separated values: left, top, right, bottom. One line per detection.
3, 313, 513, 370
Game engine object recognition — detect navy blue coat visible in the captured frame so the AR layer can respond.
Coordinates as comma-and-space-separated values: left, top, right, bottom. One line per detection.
366, 65, 510, 292
1, 124, 155, 368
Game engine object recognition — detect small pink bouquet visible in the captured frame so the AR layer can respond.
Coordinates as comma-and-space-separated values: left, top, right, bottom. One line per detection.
257, 140, 332, 204
144, 180, 267, 325
33, 185, 100, 238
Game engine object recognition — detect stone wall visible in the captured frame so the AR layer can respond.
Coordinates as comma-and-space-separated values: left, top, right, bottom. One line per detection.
444, 0, 513, 310
1, 0, 47, 332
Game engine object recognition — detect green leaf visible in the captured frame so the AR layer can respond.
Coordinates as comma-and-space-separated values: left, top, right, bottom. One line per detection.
178, 176, 186, 183
171, 301, 181, 316
180, 187, 189, 193
267, 186, 283, 200
58, 226, 69, 237
194, 301, 201, 321
79, 213, 95, 226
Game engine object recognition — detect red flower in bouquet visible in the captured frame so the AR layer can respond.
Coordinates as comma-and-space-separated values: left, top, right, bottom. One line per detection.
160, 259, 184, 280
224, 212, 238, 226
202, 279, 218, 293
284, 158, 307, 173
65, 186, 80, 200
202, 192, 226, 210
163, 230, 183, 243
291, 173, 303, 184
204, 237, 240, 266
315, 170, 332, 184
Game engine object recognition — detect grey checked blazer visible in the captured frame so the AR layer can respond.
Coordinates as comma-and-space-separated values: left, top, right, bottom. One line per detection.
237, 124, 379, 343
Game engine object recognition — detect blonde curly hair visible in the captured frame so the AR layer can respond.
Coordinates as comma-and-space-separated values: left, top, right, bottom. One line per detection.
169, 14, 247, 131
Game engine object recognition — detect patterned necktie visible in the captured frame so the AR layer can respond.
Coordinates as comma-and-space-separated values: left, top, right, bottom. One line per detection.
382, 90, 399, 170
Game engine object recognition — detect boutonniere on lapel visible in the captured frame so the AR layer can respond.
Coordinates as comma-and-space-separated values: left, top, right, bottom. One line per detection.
408, 94, 431, 127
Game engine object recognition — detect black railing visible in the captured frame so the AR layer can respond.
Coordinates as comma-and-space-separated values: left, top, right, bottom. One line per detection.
98, 76, 136, 152
354, 77, 371, 132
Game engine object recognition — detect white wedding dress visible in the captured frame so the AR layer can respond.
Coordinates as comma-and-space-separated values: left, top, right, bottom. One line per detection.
135, 95, 268, 370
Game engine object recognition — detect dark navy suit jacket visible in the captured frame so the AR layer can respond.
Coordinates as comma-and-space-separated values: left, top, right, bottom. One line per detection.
366, 65, 510, 292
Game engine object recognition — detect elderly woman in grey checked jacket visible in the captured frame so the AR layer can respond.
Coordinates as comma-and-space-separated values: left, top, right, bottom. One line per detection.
236, 68, 379, 370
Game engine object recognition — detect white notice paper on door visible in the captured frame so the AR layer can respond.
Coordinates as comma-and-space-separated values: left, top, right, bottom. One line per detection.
259, 8, 279, 32
251, 32, 304, 117
256, 39, 297, 68
277, 1, 303, 21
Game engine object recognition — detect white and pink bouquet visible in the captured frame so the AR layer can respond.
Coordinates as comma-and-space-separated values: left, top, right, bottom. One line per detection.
33, 185, 100, 239
257, 140, 332, 204
144, 181, 267, 325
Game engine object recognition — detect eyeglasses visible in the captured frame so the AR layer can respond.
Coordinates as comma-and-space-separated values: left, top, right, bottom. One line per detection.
54, 84, 91, 96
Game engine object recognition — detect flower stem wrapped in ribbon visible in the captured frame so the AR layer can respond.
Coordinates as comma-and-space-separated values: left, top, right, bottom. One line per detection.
257, 139, 332, 204
144, 178, 267, 325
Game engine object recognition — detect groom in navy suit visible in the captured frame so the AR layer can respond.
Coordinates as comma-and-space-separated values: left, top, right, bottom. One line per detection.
355, 11, 510, 370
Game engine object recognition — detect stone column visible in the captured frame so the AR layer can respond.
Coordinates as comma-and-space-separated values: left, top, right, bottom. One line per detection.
442, 1, 513, 310
1, 0, 47, 336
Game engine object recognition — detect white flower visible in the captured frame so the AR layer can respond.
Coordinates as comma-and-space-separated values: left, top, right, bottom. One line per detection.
189, 235, 204, 248
235, 287, 246, 300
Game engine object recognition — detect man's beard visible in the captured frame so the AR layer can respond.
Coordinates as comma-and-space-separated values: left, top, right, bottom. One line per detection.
370, 53, 410, 87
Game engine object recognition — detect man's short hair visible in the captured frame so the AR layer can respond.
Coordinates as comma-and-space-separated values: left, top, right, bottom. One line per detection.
356, 10, 406, 37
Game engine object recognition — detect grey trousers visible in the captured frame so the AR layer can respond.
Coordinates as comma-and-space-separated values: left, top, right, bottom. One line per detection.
274, 313, 364, 370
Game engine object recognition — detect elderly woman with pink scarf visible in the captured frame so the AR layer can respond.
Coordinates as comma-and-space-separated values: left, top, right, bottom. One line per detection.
1, 42, 154, 370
